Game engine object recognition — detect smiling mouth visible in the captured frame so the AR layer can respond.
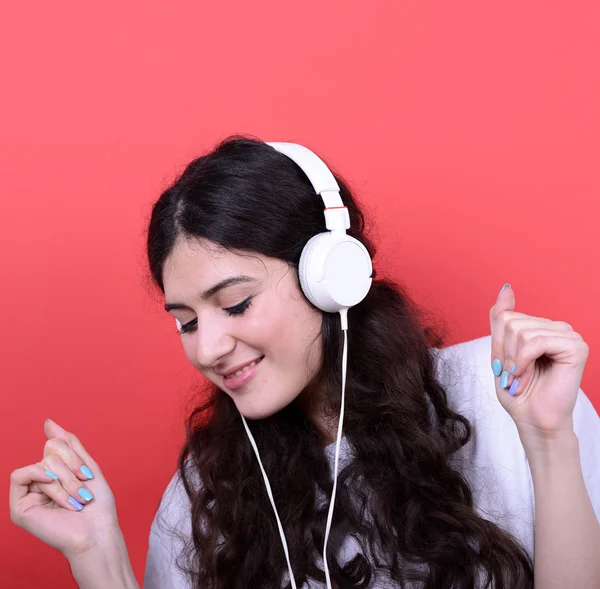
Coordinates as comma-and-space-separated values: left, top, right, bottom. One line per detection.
224, 357, 264, 379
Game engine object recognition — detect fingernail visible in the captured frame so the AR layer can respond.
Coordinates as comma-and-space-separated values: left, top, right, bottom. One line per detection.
78, 488, 94, 501
80, 466, 94, 479
492, 359, 503, 376
500, 370, 509, 388
510, 363, 516, 374
44, 469, 59, 480
69, 496, 84, 511
509, 378, 519, 396
497, 283, 511, 300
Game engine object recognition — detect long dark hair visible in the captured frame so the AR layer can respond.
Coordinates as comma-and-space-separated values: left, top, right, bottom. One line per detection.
146, 135, 534, 588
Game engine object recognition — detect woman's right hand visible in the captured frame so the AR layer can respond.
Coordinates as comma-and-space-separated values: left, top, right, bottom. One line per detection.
9, 418, 120, 561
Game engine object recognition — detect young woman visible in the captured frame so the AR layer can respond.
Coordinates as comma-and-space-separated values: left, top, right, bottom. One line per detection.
10, 136, 600, 589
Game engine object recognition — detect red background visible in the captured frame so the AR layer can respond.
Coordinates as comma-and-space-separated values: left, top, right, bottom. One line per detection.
1, 1, 599, 586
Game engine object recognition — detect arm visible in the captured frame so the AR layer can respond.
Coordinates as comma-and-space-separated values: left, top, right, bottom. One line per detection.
487, 285, 600, 587
521, 429, 600, 589
67, 528, 140, 589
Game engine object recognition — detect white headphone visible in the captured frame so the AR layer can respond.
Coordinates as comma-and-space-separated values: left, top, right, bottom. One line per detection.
267, 142, 373, 317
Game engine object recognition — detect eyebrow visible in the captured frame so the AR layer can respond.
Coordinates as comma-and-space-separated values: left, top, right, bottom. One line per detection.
164, 275, 256, 312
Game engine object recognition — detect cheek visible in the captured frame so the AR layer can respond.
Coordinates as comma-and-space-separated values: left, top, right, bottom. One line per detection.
276, 305, 322, 364
246, 294, 321, 356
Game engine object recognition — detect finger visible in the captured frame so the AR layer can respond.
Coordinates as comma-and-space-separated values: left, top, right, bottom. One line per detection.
502, 330, 584, 397
9, 464, 57, 507
44, 437, 95, 483
489, 284, 516, 334
500, 319, 575, 385
490, 282, 555, 334
490, 284, 553, 376
490, 311, 553, 378
33, 454, 95, 510
44, 419, 101, 479
490, 308, 553, 339
28, 477, 85, 512
500, 315, 575, 376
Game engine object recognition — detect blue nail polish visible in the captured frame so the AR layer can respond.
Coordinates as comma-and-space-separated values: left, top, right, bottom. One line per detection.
492, 359, 503, 376
80, 466, 94, 479
44, 469, 59, 480
500, 370, 509, 388
497, 283, 511, 300
69, 496, 84, 511
509, 378, 519, 396
510, 363, 516, 374
78, 488, 94, 501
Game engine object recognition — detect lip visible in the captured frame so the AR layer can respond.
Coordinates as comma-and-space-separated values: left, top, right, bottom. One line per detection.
216, 357, 264, 377
221, 357, 263, 391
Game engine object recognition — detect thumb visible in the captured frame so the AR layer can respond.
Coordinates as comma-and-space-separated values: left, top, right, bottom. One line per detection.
490, 283, 515, 329
43, 417, 69, 441
43, 418, 103, 477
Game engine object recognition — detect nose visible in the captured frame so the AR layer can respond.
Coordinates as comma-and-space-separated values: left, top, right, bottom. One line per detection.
193, 312, 236, 369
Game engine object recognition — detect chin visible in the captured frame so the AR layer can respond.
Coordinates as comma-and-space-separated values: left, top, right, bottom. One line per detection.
236, 397, 294, 421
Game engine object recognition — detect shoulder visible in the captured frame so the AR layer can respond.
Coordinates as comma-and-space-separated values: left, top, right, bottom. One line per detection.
429, 336, 536, 555
431, 334, 600, 485
429, 334, 600, 555
144, 459, 197, 589
431, 333, 599, 435
430, 335, 514, 435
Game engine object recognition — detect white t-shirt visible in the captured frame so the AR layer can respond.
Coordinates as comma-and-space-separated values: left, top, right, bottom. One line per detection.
143, 335, 600, 588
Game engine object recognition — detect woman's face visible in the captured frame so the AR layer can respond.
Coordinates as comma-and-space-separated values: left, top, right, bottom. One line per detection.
162, 237, 323, 419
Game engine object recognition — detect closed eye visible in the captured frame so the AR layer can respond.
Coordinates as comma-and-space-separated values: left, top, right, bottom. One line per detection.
224, 296, 252, 316
177, 296, 253, 336
178, 319, 197, 335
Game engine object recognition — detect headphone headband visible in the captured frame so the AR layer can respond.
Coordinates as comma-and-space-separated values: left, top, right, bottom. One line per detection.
267, 142, 350, 232
266, 142, 341, 204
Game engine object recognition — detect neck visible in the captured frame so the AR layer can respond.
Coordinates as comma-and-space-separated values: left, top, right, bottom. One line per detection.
295, 385, 339, 447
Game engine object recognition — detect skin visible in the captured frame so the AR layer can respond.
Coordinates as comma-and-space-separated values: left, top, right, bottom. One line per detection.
162, 236, 325, 423
9, 278, 599, 588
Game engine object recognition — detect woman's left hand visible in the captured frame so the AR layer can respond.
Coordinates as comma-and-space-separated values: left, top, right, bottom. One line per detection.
490, 284, 589, 441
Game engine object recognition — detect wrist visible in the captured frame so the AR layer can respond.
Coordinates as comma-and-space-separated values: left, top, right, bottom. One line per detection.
516, 417, 575, 451
67, 528, 139, 589
518, 426, 580, 474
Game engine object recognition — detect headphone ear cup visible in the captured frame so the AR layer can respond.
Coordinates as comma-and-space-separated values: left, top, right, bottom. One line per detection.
299, 232, 373, 313
299, 233, 331, 310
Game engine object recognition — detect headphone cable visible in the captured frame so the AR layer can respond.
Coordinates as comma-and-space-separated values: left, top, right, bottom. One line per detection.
240, 308, 349, 589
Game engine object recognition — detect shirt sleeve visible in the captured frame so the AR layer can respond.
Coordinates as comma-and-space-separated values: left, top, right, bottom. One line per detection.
434, 335, 600, 562
573, 387, 600, 523
143, 472, 194, 589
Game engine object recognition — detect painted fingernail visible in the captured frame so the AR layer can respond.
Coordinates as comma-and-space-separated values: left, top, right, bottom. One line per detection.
44, 469, 59, 480
492, 359, 503, 376
500, 370, 509, 388
510, 363, 516, 374
80, 466, 94, 479
497, 283, 511, 300
509, 378, 519, 396
69, 496, 84, 511
78, 488, 94, 501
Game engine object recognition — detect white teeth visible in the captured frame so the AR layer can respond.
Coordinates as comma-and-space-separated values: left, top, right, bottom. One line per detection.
226, 360, 259, 379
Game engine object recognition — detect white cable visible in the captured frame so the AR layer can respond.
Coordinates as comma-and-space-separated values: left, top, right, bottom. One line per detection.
241, 308, 349, 589
323, 308, 349, 589
241, 413, 298, 589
